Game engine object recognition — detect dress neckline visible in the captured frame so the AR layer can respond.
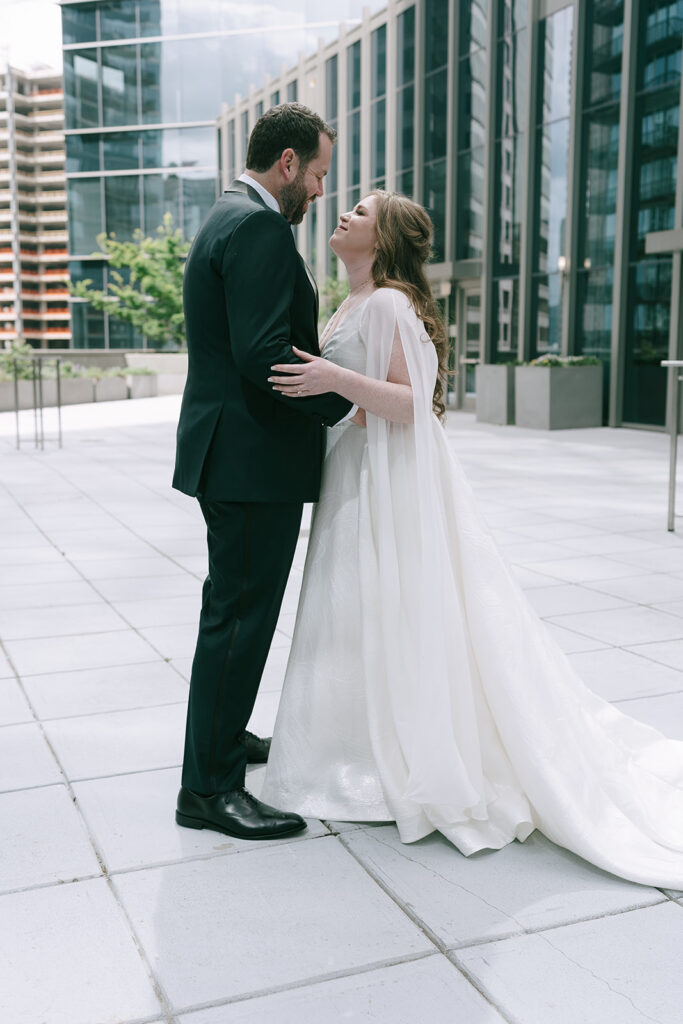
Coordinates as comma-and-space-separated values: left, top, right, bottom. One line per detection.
320, 292, 374, 352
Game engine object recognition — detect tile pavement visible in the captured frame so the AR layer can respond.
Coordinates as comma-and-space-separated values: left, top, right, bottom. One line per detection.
0, 397, 682, 1023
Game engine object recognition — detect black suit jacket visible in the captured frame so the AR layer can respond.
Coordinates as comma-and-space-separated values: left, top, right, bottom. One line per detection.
173, 181, 352, 501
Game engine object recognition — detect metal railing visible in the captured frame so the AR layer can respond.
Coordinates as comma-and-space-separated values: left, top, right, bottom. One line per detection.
7, 353, 63, 450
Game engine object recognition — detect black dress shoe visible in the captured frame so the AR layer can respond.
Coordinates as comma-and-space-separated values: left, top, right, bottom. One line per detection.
239, 729, 271, 764
175, 785, 306, 840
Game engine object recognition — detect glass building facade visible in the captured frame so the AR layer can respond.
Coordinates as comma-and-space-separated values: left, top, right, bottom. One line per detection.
219, 0, 683, 429
60, 0, 384, 347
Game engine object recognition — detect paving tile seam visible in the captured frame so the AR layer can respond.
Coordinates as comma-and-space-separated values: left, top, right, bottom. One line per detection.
165, 949, 441, 1016
103, 871, 177, 1024
338, 832, 454, 955
4, 449, 199, 587
447, 894, 669, 955
9, 654, 166, 680
8, 697, 189, 726
344, 830, 668, 949
91, 828, 338, 879
613, 687, 683, 705
0, 871, 106, 900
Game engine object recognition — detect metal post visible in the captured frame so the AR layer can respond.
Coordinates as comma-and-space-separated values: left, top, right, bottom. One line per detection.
662, 359, 683, 530
13, 356, 20, 451
37, 358, 45, 451
31, 359, 39, 449
56, 358, 63, 449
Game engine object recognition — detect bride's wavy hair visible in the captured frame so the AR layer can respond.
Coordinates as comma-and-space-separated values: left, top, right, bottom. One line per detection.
369, 190, 450, 421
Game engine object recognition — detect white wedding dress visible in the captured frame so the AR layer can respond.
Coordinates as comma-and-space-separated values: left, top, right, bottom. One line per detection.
260, 287, 683, 888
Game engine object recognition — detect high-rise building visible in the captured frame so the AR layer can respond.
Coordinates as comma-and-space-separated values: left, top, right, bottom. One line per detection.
218, 0, 683, 430
0, 65, 71, 350
59, 0, 386, 350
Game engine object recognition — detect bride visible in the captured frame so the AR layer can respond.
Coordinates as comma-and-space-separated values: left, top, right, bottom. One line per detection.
263, 190, 683, 889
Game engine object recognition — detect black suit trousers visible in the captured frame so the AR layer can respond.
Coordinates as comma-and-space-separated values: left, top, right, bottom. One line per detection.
181, 498, 303, 795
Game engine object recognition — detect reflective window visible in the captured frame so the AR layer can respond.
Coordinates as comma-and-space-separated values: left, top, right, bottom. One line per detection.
586, 0, 624, 107
306, 201, 317, 277
68, 178, 103, 254
287, 81, 298, 102
326, 55, 338, 123
270, 91, 280, 107
397, 6, 415, 88
459, 48, 487, 151
66, 133, 101, 174
62, 3, 97, 45
425, 0, 449, 74
499, 0, 526, 36
492, 277, 520, 359
241, 112, 249, 167
623, 258, 671, 426
348, 109, 360, 193
460, 0, 487, 55
371, 99, 386, 187
139, 42, 162, 124
424, 159, 447, 260
64, 51, 99, 130
142, 37, 223, 124
622, 0, 682, 425
347, 41, 361, 110
103, 131, 139, 170
529, 7, 573, 358
536, 118, 570, 275
70, 259, 106, 348
496, 30, 527, 136
326, 195, 338, 277
577, 265, 614, 367
143, 172, 181, 233
533, 273, 563, 355
371, 25, 387, 98
99, 1, 137, 41
494, 134, 523, 273
255, 101, 264, 120
423, 0, 449, 261
104, 174, 141, 240
371, 26, 387, 188
396, 170, 414, 198
396, 7, 415, 189
424, 70, 448, 163
101, 46, 139, 127
397, 85, 415, 178
325, 56, 339, 200
182, 174, 215, 238
457, 147, 485, 259
227, 121, 235, 182
580, 107, 620, 269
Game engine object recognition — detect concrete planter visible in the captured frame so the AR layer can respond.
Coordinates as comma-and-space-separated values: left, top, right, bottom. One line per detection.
515, 364, 603, 429
125, 352, 187, 394
60, 378, 96, 406
475, 364, 515, 425
126, 374, 158, 399
94, 376, 128, 402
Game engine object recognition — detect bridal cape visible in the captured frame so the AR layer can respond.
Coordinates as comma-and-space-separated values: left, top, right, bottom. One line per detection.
262, 287, 683, 888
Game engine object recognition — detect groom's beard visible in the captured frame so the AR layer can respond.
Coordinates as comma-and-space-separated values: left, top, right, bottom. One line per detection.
280, 168, 314, 225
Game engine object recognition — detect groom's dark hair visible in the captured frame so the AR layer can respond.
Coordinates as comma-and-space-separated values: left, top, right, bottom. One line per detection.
246, 103, 337, 172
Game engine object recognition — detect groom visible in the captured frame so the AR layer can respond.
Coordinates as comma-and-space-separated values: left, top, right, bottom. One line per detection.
172, 104, 354, 840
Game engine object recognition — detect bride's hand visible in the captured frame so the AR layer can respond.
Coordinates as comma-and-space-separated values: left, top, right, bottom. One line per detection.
269, 346, 343, 397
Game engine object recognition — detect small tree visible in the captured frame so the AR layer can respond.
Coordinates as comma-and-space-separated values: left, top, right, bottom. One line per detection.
69, 213, 190, 348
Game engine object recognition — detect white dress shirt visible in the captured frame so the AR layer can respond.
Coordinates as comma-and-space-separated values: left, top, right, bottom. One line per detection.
236, 174, 358, 424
